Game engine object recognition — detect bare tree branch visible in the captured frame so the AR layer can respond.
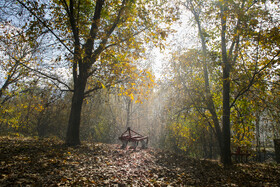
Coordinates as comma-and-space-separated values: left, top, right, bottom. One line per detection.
15, 58, 73, 92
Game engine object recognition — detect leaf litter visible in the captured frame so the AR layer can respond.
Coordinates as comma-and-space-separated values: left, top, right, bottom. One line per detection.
0, 137, 279, 186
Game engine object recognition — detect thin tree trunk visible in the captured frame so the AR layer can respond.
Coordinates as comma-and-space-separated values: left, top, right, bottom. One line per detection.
256, 112, 261, 162
126, 98, 131, 128
194, 8, 224, 162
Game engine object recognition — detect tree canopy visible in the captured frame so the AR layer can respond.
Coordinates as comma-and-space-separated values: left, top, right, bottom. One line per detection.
0, 0, 279, 168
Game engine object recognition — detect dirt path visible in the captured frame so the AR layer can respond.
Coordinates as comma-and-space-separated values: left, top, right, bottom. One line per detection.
0, 137, 279, 186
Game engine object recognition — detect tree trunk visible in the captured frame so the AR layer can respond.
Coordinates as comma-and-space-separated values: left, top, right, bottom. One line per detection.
256, 112, 261, 162
274, 139, 280, 163
220, 3, 232, 166
194, 8, 224, 162
222, 65, 231, 165
209, 132, 213, 159
126, 97, 131, 128
66, 77, 87, 146
210, 110, 224, 161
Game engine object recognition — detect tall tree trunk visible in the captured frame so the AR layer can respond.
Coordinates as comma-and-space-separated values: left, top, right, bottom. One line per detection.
220, 3, 232, 166
256, 111, 261, 162
194, 9, 224, 162
274, 139, 280, 163
209, 108, 224, 161
222, 64, 231, 165
66, 76, 87, 146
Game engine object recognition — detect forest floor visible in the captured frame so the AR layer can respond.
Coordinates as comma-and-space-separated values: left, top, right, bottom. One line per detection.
0, 137, 280, 186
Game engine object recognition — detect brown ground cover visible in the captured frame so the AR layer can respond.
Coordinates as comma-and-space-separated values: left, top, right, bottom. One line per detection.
0, 137, 279, 186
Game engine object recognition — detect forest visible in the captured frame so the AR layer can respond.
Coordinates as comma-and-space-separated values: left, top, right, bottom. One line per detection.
0, 0, 279, 186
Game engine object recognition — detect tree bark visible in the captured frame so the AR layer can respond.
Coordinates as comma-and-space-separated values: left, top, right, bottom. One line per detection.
126, 97, 131, 128
65, 0, 105, 146
220, 3, 232, 166
274, 139, 280, 163
222, 64, 231, 165
193, 6, 224, 162
66, 76, 87, 146
256, 112, 261, 162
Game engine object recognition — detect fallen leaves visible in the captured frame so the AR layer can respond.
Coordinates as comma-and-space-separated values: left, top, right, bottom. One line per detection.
0, 136, 279, 186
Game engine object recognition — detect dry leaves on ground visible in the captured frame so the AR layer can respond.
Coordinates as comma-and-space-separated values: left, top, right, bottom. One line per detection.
0, 137, 279, 186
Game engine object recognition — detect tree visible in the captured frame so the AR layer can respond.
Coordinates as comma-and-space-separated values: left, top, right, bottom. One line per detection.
182, 0, 224, 161
0, 22, 42, 103
14, 0, 176, 145
179, 0, 280, 165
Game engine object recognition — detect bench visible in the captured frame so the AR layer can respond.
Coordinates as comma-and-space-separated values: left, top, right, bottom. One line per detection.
231, 147, 250, 162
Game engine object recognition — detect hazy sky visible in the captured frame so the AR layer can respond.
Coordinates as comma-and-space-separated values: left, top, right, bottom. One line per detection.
151, 8, 198, 80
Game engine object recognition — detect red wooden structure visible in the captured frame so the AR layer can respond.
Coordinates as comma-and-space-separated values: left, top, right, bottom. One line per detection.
119, 127, 148, 149
231, 147, 250, 162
